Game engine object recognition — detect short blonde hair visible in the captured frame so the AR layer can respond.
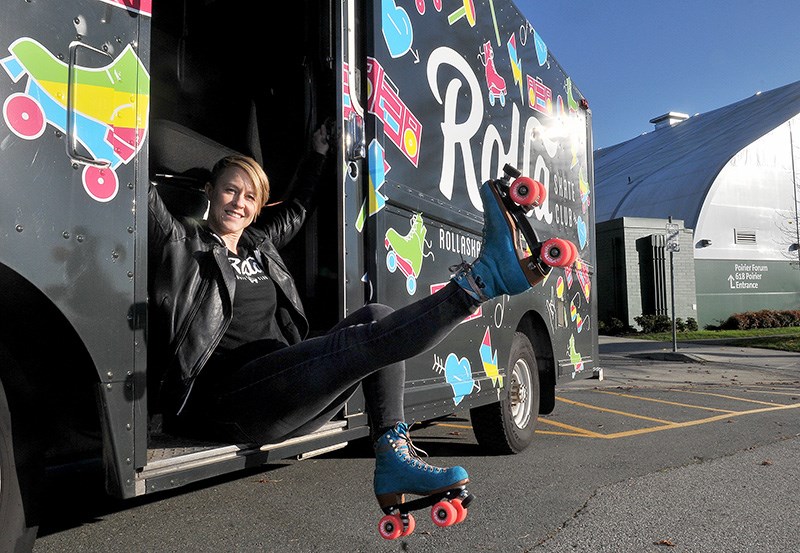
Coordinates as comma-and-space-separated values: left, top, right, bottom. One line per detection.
209, 155, 271, 215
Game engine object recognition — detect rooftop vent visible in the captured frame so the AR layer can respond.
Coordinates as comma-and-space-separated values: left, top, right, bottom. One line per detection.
649, 112, 689, 130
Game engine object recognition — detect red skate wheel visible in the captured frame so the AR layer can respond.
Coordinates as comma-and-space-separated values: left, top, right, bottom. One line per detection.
509, 176, 542, 207
452, 498, 468, 524
431, 500, 458, 527
565, 240, 579, 265
535, 179, 547, 204
541, 238, 573, 268
378, 514, 404, 540
402, 513, 416, 536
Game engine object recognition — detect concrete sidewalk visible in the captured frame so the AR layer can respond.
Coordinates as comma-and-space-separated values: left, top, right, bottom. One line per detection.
599, 335, 800, 369
594, 335, 800, 389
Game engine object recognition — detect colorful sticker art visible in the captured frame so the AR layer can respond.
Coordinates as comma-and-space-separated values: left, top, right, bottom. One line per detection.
367, 57, 422, 166
433, 352, 477, 406
480, 327, 502, 387
385, 213, 433, 295
2, 37, 149, 202
356, 140, 390, 232
480, 41, 507, 107
381, 0, 414, 58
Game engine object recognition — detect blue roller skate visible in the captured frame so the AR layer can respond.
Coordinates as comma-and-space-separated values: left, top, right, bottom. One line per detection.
373, 422, 473, 539
452, 164, 576, 302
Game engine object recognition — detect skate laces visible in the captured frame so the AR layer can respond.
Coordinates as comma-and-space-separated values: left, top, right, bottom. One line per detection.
450, 261, 488, 303
393, 423, 443, 473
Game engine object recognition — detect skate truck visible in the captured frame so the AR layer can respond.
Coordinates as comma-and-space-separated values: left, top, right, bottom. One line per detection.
0, 0, 597, 547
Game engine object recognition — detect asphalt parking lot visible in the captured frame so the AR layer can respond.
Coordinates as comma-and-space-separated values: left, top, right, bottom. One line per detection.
529, 336, 800, 552
31, 336, 800, 553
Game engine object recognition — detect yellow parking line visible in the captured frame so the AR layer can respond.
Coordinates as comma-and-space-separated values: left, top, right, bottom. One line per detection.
742, 388, 800, 397
676, 390, 786, 407
596, 390, 736, 413
602, 403, 800, 438
544, 402, 800, 439
434, 422, 473, 430
536, 418, 604, 438
536, 430, 592, 437
556, 396, 675, 424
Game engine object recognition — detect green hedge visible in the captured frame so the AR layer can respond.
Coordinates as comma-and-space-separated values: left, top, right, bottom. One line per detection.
719, 309, 800, 330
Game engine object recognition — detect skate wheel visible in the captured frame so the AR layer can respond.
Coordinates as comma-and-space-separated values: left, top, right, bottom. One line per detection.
378, 514, 404, 540
431, 500, 458, 527
541, 238, 573, 268
509, 176, 543, 207
402, 513, 416, 536
565, 240, 579, 265
3, 93, 46, 139
452, 498, 468, 524
82, 165, 119, 202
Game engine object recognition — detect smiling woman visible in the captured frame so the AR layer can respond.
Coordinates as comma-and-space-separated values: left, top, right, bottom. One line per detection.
204, 156, 271, 251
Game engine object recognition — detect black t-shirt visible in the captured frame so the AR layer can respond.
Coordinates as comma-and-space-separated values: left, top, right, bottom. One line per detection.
216, 249, 289, 353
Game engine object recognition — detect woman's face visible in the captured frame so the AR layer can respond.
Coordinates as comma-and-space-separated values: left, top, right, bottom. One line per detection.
205, 166, 258, 239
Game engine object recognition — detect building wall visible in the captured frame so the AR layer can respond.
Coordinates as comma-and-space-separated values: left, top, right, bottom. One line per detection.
597, 217, 697, 329
693, 114, 800, 327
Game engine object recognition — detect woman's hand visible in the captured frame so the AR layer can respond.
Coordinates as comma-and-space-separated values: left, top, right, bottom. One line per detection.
312, 124, 330, 156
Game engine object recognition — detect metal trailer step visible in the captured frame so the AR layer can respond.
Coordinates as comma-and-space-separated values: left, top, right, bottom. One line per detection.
136, 420, 368, 496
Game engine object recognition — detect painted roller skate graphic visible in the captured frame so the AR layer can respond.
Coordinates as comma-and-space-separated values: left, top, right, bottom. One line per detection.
566, 334, 584, 374
1, 37, 149, 202
385, 213, 432, 295
479, 41, 506, 107
414, 0, 442, 15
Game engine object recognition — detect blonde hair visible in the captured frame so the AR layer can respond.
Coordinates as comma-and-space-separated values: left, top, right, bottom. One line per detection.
209, 155, 271, 215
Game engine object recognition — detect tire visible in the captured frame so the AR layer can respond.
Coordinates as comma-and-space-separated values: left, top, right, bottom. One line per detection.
470, 332, 540, 454
0, 352, 40, 553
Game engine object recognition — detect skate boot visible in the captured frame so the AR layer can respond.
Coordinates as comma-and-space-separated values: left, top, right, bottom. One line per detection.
374, 422, 473, 539
452, 166, 575, 302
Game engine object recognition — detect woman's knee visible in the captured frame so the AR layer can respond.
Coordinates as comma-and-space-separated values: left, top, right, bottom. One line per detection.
363, 303, 394, 321
347, 303, 394, 324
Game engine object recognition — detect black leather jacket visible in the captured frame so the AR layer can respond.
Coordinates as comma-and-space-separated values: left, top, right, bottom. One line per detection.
148, 153, 325, 415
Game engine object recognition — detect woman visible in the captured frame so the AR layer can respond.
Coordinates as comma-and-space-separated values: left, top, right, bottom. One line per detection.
148, 124, 535, 513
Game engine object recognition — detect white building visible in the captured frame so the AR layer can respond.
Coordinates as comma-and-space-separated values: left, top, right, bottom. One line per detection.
594, 80, 800, 328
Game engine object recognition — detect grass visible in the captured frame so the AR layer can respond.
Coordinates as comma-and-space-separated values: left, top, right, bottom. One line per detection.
623, 326, 800, 353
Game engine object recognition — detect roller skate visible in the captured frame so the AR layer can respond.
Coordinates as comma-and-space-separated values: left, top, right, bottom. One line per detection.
374, 422, 474, 540
452, 164, 577, 302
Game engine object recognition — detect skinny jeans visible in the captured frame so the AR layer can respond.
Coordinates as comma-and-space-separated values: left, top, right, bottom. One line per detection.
180, 281, 477, 444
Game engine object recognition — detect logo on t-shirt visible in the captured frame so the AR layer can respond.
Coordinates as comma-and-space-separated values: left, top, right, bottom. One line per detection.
228, 255, 269, 284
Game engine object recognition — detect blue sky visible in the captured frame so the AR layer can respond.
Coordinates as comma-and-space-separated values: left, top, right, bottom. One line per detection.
515, 1, 800, 150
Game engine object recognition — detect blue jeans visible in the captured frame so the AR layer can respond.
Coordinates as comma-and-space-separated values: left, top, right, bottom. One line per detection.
180, 281, 477, 444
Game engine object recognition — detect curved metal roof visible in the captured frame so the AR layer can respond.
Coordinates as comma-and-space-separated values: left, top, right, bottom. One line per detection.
593, 80, 800, 228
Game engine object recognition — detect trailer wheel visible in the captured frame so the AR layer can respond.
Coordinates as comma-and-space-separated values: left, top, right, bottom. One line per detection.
470, 332, 540, 454
0, 350, 41, 553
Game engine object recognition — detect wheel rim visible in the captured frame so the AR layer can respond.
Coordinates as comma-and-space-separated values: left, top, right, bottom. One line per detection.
509, 357, 532, 429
